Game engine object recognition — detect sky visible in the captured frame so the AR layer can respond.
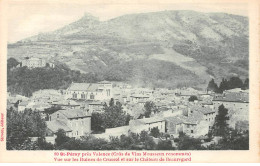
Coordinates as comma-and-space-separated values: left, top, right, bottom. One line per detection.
7, 2, 248, 43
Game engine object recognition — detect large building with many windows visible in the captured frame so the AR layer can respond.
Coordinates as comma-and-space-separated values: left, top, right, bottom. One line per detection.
21, 57, 46, 68
64, 81, 113, 101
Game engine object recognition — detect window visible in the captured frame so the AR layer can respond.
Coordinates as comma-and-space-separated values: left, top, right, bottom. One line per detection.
191, 130, 194, 133
76, 131, 78, 135
57, 114, 59, 119
49, 116, 51, 121
90, 93, 95, 100
81, 94, 85, 99
187, 124, 190, 128
106, 89, 110, 96
73, 93, 77, 98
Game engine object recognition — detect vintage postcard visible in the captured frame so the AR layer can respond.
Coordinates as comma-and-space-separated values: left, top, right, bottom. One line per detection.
0, 0, 259, 163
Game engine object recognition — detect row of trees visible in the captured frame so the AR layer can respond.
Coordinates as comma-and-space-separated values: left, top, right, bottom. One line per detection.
207, 77, 249, 93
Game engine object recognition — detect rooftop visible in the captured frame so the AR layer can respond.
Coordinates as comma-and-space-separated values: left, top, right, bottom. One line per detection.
46, 119, 72, 133
213, 93, 249, 103
129, 117, 165, 126
89, 101, 103, 105
67, 83, 99, 91
190, 106, 216, 115
224, 88, 249, 93
19, 101, 29, 106
56, 109, 91, 119
130, 94, 150, 98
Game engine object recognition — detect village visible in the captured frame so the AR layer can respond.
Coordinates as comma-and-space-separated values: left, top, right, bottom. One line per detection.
6, 57, 249, 149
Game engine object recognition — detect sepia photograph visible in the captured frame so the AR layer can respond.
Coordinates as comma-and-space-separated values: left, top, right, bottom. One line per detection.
5, 1, 250, 151
0, 0, 260, 163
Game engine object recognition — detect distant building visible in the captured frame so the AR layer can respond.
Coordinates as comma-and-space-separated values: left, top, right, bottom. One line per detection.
164, 109, 212, 138
188, 106, 216, 123
17, 101, 30, 112
130, 94, 150, 103
65, 81, 113, 101
88, 101, 104, 113
21, 57, 46, 68
212, 90, 249, 112
129, 117, 166, 133
47, 109, 91, 138
212, 89, 249, 128
51, 100, 81, 109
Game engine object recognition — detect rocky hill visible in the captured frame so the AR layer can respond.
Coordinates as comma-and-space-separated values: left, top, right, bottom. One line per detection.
8, 10, 249, 89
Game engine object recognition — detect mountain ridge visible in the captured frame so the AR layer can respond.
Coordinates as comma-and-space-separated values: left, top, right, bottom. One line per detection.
8, 10, 249, 89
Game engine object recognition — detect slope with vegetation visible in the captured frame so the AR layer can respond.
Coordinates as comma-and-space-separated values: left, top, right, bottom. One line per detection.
8, 10, 249, 89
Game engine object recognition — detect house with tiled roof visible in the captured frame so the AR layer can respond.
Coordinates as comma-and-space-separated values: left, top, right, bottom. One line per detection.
46, 119, 72, 136
212, 90, 249, 128
164, 115, 198, 137
65, 81, 113, 101
164, 109, 209, 138
129, 117, 166, 133
188, 106, 216, 123
47, 109, 91, 138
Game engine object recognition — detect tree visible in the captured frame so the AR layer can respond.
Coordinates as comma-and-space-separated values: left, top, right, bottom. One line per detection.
7, 58, 20, 70
144, 101, 158, 118
6, 108, 47, 150
109, 98, 115, 107
207, 79, 218, 92
150, 127, 160, 138
37, 137, 54, 150
177, 132, 204, 150
91, 112, 105, 133
60, 138, 83, 150
157, 140, 175, 150
139, 130, 156, 150
207, 129, 249, 150
103, 99, 129, 129
188, 95, 198, 102
55, 129, 70, 148
241, 78, 249, 90
80, 134, 109, 150
227, 77, 243, 89
210, 104, 229, 137
218, 78, 229, 93
118, 134, 135, 149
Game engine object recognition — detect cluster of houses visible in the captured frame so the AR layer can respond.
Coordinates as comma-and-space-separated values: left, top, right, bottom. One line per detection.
7, 80, 249, 144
